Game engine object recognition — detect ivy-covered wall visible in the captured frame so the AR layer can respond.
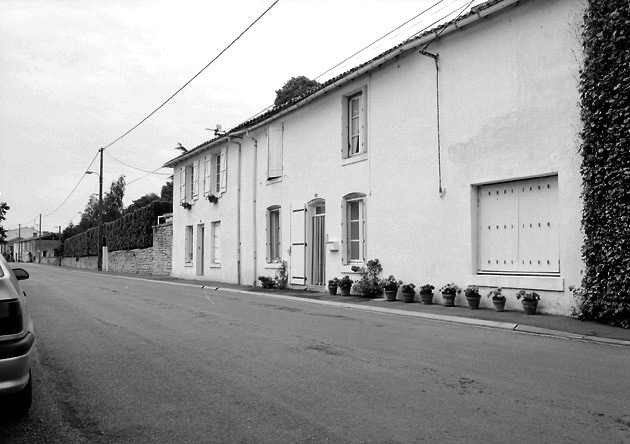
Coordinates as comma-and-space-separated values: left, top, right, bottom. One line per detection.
64, 200, 172, 257
578, 1, 630, 328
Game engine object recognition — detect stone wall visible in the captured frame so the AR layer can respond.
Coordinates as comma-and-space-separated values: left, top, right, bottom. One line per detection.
61, 222, 172, 276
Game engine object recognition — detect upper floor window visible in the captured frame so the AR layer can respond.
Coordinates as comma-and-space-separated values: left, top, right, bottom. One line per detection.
203, 146, 227, 196
179, 161, 199, 204
267, 124, 283, 180
342, 87, 367, 159
477, 176, 559, 275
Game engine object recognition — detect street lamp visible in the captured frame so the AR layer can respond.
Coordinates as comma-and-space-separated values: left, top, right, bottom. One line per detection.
86, 165, 103, 272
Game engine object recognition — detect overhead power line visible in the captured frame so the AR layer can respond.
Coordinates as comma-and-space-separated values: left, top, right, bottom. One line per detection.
101, 0, 280, 152
105, 151, 171, 176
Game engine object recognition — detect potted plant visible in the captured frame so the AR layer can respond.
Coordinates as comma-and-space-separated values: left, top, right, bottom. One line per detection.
440, 283, 461, 307
180, 201, 192, 210
207, 194, 218, 204
516, 290, 540, 315
487, 287, 506, 312
351, 259, 384, 298
400, 283, 416, 303
418, 284, 435, 305
379, 275, 400, 302
464, 285, 481, 310
327, 278, 340, 295
338, 276, 354, 296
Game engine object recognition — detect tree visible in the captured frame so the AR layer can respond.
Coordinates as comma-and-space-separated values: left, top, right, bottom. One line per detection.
124, 193, 160, 215
0, 202, 9, 244
102, 175, 126, 222
274, 76, 320, 107
161, 179, 173, 202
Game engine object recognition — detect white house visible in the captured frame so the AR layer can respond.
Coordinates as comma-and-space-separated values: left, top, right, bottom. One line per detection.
164, 0, 586, 315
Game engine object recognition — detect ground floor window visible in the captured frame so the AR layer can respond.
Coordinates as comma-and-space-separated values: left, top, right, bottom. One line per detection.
477, 175, 559, 274
267, 206, 281, 262
184, 225, 193, 263
211, 221, 221, 264
343, 193, 366, 264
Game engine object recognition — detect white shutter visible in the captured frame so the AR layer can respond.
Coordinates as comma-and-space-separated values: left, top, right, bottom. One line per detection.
290, 205, 306, 285
179, 166, 186, 203
203, 157, 211, 195
360, 87, 367, 153
478, 183, 518, 272
267, 125, 283, 179
219, 146, 227, 193
192, 160, 199, 200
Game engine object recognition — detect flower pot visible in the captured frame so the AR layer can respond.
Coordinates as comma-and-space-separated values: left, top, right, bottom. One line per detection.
419, 292, 434, 305
521, 299, 538, 315
442, 293, 456, 307
327, 285, 338, 296
401, 291, 416, 303
492, 298, 506, 312
340, 286, 351, 296
384, 290, 398, 302
466, 296, 481, 310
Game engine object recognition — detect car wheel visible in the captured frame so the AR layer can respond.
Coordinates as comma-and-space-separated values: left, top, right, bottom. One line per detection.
11, 371, 33, 416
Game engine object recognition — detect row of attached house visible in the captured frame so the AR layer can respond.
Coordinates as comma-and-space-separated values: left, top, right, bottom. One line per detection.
164, 0, 587, 315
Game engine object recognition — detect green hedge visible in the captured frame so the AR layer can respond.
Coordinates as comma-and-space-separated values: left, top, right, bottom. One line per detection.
64, 200, 172, 257
578, 1, 630, 328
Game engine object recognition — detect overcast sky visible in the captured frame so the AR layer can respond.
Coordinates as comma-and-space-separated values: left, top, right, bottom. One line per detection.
0, 0, 482, 232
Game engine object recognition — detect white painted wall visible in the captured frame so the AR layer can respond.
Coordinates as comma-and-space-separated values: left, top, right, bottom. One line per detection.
170, 0, 585, 315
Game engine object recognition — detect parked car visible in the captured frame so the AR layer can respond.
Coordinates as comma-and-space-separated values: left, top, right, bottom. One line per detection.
0, 254, 34, 415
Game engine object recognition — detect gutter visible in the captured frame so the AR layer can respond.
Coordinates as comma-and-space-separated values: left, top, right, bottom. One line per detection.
163, 0, 520, 168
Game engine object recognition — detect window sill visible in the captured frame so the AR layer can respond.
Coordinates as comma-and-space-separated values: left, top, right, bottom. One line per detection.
184, 262, 193, 268
265, 262, 283, 269
341, 264, 362, 275
209, 263, 221, 268
468, 274, 564, 292
342, 152, 367, 166
266, 177, 283, 185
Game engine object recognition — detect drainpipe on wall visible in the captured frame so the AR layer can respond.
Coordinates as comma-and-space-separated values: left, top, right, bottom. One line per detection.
246, 131, 258, 287
229, 136, 243, 285
419, 49, 445, 197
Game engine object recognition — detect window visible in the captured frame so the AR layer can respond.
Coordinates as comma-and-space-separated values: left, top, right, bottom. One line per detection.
342, 193, 366, 263
211, 221, 221, 264
477, 176, 559, 274
204, 147, 228, 195
267, 206, 281, 262
184, 225, 193, 263
179, 161, 200, 203
342, 88, 367, 158
267, 124, 283, 180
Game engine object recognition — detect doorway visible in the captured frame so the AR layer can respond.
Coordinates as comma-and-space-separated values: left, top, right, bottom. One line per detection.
309, 200, 326, 286
196, 224, 204, 276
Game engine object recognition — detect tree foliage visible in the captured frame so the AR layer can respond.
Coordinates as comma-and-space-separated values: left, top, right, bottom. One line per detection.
274, 76, 320, 107
577, 0, 630, 328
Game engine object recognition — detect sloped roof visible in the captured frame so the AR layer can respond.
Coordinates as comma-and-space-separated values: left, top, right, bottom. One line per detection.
164, 0, 518, 168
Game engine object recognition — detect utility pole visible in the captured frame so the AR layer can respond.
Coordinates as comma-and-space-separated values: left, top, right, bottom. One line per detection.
98, 147, 104, 272
38, 214, 42, 264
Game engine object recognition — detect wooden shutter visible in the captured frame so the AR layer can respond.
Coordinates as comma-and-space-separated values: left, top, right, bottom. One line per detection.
179, 166, 186, 203
267, 125, 283, 179
192, 160, 199, 200
219, 146, 227, 193
290, 205, 306, 285
203, 157, 211, 195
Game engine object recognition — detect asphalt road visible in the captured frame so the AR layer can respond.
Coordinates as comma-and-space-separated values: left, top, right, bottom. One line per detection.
1, 264, 629, 444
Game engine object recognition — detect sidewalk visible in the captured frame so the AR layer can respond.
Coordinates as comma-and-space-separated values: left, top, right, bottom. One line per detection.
48, 265, 630, 347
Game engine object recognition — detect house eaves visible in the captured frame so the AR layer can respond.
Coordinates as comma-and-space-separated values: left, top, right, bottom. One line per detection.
163, 0, 520, 169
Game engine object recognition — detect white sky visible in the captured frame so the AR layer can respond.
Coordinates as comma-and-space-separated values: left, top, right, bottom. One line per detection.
0, 0, 481, 232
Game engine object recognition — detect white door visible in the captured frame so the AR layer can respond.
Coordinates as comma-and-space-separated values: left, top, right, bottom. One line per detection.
290, 205, 306, 285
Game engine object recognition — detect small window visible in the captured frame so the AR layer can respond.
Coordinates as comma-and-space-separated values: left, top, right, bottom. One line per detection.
211, 221, 221, 264
342, 193, 366, 263
184, 225, 194, 263
342, 88, 367, 159
267, 206, 281, 262
204, 147, 228, 196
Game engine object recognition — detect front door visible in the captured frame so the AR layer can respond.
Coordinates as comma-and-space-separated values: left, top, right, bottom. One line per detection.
310, 202, 326, 286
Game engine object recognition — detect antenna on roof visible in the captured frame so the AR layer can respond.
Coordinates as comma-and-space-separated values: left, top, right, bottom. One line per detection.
205, 124, 226, 137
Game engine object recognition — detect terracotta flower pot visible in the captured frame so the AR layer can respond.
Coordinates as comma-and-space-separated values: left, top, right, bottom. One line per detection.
340, 286, 351, 296
401, 291, 416, 303
492, 298, 506, 312
521, 300, 538, 315
328, 285, 338, 295
419, 293, 434, 305
466, 296, 481, 310
384, 290, 398, 301
442, 293, 456, 307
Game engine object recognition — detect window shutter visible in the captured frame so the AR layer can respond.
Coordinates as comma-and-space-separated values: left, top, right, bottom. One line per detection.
179, 166, 186, 203
361, 200, 366, 262
219, 146, 228, 193
192, 160, 199, 200
341, 200, 346, 264
265, 210, 270, 263
203, 157, 211, 195
360, 87, 367, 153
267, 125, 283, 179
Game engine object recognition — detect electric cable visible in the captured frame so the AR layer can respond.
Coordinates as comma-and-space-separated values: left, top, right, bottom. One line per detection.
105, 151, 171, 176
